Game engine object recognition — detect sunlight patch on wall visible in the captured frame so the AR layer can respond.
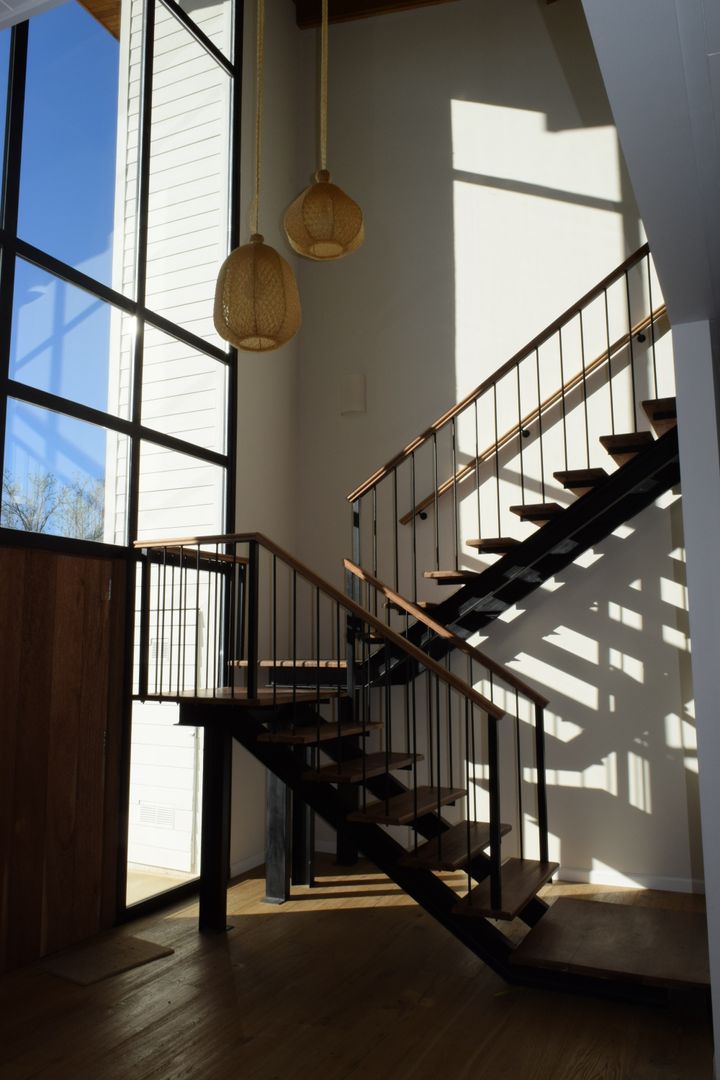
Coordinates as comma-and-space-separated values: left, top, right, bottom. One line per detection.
662, 624, 690, 651
660, 575, 688, 611
608, 647, 644, 684
543, 625, 599, 665
512, 653, 599, 709
574, 549, 604, 570
664, 712, 697, 751
628, 751, 652, 814
608, 601, 643, 631
526, 752, 616, 796
451, 101, 621, 202
544, 710, 583, 744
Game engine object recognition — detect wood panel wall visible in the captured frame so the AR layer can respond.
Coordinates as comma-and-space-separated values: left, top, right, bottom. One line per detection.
0, 545, 128, 972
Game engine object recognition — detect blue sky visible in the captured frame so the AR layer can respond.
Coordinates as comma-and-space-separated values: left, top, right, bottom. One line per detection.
5, 1, 119, 501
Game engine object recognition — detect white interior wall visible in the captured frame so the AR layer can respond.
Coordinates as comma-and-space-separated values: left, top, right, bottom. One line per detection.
289, 0, 698, 886
229, 0, 308, 875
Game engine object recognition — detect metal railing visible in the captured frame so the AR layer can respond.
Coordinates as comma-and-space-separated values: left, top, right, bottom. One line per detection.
346, 245, 674, 604
134, 531, 553, 914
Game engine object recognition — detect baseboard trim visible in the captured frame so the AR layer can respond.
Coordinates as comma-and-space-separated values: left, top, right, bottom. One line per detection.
558, 865, 705, 894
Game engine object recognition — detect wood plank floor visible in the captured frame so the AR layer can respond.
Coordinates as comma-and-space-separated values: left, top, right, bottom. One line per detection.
0, 859, 712, 1080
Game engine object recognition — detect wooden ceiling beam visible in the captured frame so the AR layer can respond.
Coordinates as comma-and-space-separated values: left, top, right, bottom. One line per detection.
79, 0, 121, 39
293, 0, 460, 30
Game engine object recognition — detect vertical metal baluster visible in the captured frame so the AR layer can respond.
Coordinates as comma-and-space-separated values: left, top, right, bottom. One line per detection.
536, 703, 549, 864
153, 551, 161, 697
470, 696, 478, 824
205, 553, 212, 694
426, 667, 434, 792
375, 486, 379, 613
579, 311, 590, 469
516, 363, 526, 504
451, 417, 459, 571
351, 497, 361, 602
411, 661, 418, 849
647, 255, 658, 399
246, 541, 259, 702
515, 687, 524, 861
384, 640, 391, 814
474, 399, 482, 542
159, 548, 167, 697
465, 691, 471, 903
432, 431, 440, 571
535, 348, 546, 499
625, 270, 638, 430
489, 716, 501, 913
435, 672, 442, 830
604, 287, 615, 436
404, 613, 411, 756
180, 546, 188, 698
212, 545, 220, 694
138, 550, 150, 700
493, 384, 501, 536
315, 586, 321, 773
392, 467, 400, 594
272, 554, 277, 711
290, 568, 298, 732
194, 547, 200, 699
168, 556, 175, 699
558, 330, 568, 472
411, 451, 418, 604
446, 663, 453, 790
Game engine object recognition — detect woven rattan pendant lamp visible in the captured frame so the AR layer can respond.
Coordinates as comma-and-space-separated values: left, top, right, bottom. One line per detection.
214, 0, 301, 351
284, 0, 364, 260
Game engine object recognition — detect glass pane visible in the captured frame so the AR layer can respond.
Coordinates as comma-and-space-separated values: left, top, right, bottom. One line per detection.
126, 699, 202, 904
141, 323, 226, 452
18, 2, 121, 287
174, 0, 233, 57
145, 2, 231, 346
137, 440, 225, 541
9, 258, 134, 419
2, 398, 129, 543
0, 28, 10, 188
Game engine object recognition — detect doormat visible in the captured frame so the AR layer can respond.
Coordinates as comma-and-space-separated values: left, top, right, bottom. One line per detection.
40, 935, 174, 985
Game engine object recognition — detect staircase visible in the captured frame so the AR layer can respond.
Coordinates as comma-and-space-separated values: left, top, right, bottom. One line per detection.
133, 244, 709, 999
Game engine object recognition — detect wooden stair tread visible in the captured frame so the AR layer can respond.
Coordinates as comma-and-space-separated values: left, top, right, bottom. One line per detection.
168, 687, 340, 708
454, 858, 559, 920
257, 719, 382, 745
599, 431, 654, 462
423, 570, 483, 584
642, 397, 677, 436
231, 658, 347, 669
509, 503, 563, 522
554, 468, 608, 492
347, 785, 466, 825
465, 537, 520, 554
303, 751, 419, 783
511, 897, 709, 989
399, 820, 511, 871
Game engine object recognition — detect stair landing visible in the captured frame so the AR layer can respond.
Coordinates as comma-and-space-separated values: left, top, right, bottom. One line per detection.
512, 897, 709, 990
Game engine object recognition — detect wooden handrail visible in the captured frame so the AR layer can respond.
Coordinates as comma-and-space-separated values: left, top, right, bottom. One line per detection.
346, 244, 652, 502
344, 559, 549, 707
134, 532, 506, 720
399, 305, 669, 525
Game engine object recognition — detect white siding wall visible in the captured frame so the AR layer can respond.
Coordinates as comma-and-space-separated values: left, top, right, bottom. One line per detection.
108, 0, 233, 875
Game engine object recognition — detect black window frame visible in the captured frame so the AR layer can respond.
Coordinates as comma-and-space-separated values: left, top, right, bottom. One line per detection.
0, 0, 243, 918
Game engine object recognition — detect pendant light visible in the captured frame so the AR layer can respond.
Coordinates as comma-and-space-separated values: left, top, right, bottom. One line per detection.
214, 0, 301, 351
283, 0, 364, 260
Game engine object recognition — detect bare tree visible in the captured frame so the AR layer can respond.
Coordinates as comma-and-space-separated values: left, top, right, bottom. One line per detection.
1, 470, 105, 540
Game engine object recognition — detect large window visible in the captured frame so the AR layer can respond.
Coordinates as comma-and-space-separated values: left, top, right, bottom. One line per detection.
0, 0, 239, 549
0, 0, 241, 906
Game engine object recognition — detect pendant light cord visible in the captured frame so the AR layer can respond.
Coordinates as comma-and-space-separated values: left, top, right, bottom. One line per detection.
251, 0, 265, 235
320, 0, 328, 172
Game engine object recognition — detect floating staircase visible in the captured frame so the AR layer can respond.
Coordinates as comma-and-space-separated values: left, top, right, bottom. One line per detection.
134, 245, 709, 1000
